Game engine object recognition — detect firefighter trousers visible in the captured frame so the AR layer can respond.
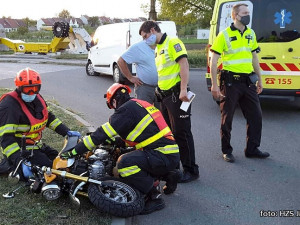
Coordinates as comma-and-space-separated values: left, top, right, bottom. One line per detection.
220, 83, 262, 154
8, 144, 58, 180
117, 149, 179, 194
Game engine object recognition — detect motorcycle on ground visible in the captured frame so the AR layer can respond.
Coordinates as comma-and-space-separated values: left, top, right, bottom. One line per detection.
3, 133, 145, 218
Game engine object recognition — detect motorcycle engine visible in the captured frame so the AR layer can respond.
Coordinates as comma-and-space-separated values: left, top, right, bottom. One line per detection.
88, 149, 112, 180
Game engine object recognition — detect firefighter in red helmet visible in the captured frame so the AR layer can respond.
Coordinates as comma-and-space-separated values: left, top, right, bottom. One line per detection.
0, 68, 73, 179
61, 83, 181, 215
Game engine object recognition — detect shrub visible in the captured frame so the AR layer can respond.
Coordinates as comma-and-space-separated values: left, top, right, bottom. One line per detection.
187, 49, 207, 68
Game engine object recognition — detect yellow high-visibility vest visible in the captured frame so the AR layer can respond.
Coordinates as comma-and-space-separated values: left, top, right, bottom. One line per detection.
211, 26, 258, 73
155, 36, 187, 90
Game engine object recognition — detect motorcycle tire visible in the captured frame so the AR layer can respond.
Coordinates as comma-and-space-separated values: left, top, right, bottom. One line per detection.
88, 177, 144, 217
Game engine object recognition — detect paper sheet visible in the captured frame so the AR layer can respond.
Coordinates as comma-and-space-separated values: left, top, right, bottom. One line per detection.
180, 91, 196, 112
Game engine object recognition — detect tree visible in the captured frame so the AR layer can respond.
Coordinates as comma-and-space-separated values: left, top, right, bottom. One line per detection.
23, 17, 36, 28
83, 25, 97, 35
17, 26, 28, 35
88, 16, 100, 27
158, 0, 215, 28
58, 9, 72, 18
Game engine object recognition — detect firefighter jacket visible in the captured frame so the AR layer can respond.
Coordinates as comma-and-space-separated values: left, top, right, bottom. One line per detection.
74, 99, 179, 158
0, 90, 70, 157
210, 23, 259, 73
155, 33, 188, 91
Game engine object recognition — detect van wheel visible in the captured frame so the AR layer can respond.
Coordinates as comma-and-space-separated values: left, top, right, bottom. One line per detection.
86, 61, 99, 76
113, 64, 129, 84
113, 64, 122, 83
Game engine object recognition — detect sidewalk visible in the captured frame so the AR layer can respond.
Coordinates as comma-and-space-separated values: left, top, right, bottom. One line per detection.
0, 54, 86, 66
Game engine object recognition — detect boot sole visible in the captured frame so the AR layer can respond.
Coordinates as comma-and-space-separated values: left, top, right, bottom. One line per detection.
140, 202, 166, 215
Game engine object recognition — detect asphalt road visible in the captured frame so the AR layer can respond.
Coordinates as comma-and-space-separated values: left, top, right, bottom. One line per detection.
0, 63, 300, 225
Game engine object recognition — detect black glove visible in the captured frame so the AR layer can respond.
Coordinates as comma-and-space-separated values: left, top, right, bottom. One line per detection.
60, 149, 77, 159
103, 138, 115, 145
103, 137, 125, 147
20, 150, 31, 158
115, 137, 125, 148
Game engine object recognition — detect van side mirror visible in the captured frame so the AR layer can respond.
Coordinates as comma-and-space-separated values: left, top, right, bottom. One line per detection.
86, 41, 91, 51
86, 40, 96, 51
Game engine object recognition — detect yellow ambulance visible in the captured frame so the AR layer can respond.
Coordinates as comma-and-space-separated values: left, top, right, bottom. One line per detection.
206, 0, 300, 99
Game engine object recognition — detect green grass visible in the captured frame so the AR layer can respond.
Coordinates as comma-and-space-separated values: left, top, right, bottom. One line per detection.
53, 54, 88, 60
0, 50, 14, 55
181, 38, 208, 44
0, 88, 111, 225
187, 49, 207, 68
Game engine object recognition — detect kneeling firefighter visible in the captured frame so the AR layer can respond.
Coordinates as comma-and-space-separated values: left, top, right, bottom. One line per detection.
61, 83, 181, 215
0, 68, 72, 179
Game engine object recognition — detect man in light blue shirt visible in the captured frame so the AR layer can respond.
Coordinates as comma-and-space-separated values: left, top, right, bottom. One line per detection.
117, 40, 158, 104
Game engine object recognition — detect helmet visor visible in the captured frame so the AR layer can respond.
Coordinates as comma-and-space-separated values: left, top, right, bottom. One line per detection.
20, 85, 41, 95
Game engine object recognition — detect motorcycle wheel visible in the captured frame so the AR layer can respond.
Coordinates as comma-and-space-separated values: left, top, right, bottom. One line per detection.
88, 177, 144, 217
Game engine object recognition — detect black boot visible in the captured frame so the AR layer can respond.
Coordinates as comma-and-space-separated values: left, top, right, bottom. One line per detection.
178, 170, 199, 183
0, 156, 11, 175
163, 170, 181, 195
140, 186, 165, 215
140, 198, 165, 215
147, 185, 162, 200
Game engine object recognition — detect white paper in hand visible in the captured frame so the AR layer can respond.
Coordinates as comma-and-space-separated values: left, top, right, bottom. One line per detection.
180, 91, 196, 112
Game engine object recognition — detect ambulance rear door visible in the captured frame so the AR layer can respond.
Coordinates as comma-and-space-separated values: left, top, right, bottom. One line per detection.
252, 0, 300, 97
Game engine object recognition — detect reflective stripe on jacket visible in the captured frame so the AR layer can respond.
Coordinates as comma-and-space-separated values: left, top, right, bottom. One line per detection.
0, 92, 49, 156
155, 36, 182, 90
78, 99, 179, 155
125, 99, 176, 153
2, 91, 48, 142
211, 25, 258, 73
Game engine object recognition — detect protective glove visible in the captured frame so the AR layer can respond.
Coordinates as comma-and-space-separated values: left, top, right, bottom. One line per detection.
103, 137, 125, 147
115, 137, 125, 148
103, 137, 115, 145
20, 149, 31, 158
67, 131, 81, 137
60, 149, 78, 159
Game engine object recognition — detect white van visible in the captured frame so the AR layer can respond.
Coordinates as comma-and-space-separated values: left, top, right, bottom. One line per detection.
86, 21, 177, 83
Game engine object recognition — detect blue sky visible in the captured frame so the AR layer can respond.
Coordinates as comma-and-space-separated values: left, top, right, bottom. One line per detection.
1, 0, 151, 20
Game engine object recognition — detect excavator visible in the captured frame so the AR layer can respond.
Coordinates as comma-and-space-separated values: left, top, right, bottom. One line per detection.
0, 22, 91, 54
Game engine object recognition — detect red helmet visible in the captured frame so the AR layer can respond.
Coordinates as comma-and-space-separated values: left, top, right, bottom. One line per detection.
105, 83, 131, 109
15, 68, 41, 95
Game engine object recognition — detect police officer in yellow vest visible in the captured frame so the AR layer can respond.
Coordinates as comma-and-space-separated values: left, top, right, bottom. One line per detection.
61, 83, 180, 215
210, 3, 270, 163
139, 21, 199, 183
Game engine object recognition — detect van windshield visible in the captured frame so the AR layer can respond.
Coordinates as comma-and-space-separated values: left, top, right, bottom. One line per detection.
217, 0, 300, 43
